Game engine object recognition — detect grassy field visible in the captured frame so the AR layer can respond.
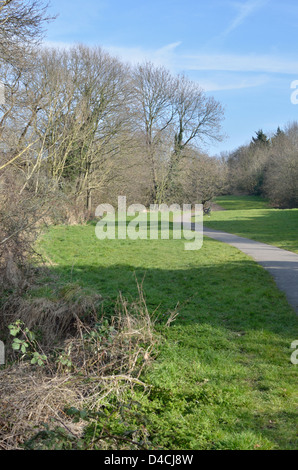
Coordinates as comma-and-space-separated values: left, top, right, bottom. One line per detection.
203, 196, 298, 253
214, 195, 270, 211
36, 219, 298, 450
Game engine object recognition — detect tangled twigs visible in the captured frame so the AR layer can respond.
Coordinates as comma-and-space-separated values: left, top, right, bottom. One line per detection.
0, 283, 167, 450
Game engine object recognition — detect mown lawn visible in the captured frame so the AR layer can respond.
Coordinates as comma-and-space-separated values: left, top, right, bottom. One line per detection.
36, 221, 298, 450
204, 196, 298, 253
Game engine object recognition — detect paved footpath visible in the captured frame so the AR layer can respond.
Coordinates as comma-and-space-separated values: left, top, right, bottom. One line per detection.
188, 223, 298, 314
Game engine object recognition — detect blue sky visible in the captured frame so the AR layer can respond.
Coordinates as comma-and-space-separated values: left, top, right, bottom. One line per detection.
45, 0, 298, 155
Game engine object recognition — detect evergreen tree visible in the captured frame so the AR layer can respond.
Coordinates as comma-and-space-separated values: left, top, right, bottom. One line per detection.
274, 126, 285, 138
251, 129, 270, 146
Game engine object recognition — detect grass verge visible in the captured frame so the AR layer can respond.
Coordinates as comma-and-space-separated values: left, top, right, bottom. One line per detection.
204, 196, 298, 253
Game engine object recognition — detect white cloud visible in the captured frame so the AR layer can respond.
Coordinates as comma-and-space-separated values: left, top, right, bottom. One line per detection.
199, 75, 270, 92
43, 40, 75, 50
105, 42, 182, 70
103, 40, 298, 77
104, 43, 298, 76
223, 0, 269, 36
179, 53, 298, 74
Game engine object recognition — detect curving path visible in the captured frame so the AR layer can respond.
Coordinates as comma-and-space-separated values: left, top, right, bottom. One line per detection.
187, 222, 298, 313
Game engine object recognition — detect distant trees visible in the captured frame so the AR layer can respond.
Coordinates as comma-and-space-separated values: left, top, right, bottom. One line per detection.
228, 143, 269, 196
180, 150, 227, 207
263, 123, 298, 208
227, 123, 298, 208
251, 129, 270, 147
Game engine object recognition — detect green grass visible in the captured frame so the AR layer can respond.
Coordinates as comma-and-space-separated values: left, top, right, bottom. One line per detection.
203, 196, 298, 253
36, 221, 298, 450
214, 195, 270, 211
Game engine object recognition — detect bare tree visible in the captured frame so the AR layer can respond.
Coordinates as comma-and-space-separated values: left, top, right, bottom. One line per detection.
161, 74, 225, 203
173, 74, 224, 152
181, 152, 226, 207
8, 45, 133, 211
0, 0, 55, 175
0, 0, 55, 288
0, 0, 55, 66
131, 62, 176, 203
227, 143, 270, 195
131, 65, 225, 204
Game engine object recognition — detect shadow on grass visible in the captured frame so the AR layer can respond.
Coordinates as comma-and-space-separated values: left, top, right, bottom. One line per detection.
40, 259, 297, 339
28, 261, 297, 449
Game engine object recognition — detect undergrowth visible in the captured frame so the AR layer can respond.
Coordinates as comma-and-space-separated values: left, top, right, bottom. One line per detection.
0, 281, 176, 450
